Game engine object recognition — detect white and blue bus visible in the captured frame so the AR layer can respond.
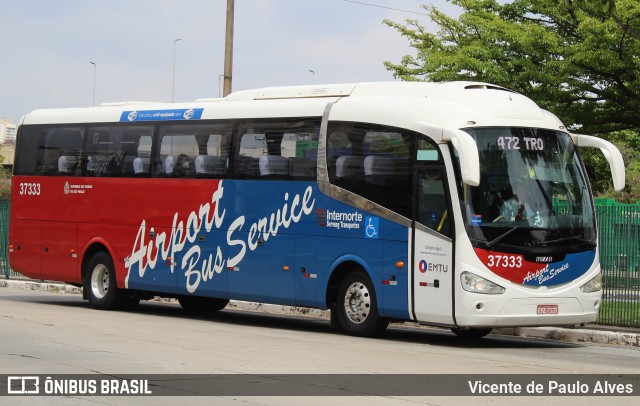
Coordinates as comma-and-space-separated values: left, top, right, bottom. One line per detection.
9, 82, 625, 338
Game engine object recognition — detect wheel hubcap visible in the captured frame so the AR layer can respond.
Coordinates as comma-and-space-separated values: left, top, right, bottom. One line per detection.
343, 282, 371, 324
91, 265, 109, 299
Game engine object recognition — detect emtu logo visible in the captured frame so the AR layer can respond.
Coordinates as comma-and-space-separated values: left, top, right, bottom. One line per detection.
315, 209, 327, 227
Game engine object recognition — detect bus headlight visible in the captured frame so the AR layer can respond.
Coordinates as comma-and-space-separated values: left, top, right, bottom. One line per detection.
461, 272, 505, 294
580, 272, 603, 293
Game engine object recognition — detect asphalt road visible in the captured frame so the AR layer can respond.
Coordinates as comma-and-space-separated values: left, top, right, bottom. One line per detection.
0, 288, 638, 406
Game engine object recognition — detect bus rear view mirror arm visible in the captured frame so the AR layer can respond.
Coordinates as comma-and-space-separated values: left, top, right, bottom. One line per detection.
570, 133, 626, 191
443, 129, 480, 187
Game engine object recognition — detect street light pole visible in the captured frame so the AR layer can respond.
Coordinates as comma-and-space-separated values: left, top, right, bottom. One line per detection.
89, 61, 97, 106
172, 38, 181, 102
308, 69, 315, 84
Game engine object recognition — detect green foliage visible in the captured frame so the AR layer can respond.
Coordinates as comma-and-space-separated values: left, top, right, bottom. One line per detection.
384, 0, 640, 199
0, 154, 10, 199
562, 0, 617, 14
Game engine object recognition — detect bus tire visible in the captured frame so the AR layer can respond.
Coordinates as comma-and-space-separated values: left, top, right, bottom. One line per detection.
84, 251, 125, 310
178, 296, 229, 314
335, 270, 388, 337
450, 327, 493, 339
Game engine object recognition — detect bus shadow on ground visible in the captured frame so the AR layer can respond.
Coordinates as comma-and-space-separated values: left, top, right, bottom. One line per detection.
1, 292, 579, 349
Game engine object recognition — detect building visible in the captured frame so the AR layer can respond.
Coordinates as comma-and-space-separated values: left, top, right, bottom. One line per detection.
0, 118, 17, 143
0, 118, 16, 169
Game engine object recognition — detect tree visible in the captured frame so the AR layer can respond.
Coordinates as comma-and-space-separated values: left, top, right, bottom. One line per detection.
563, 0, 616, 13
563, 0, 640, 40
384, 0, 640, 201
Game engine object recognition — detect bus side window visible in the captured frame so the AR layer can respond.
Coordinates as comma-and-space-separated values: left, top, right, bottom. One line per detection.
36, 127, 84, 176
327, 122, 412, 218
86, 127, 118, 177
234, 132, 264, 178
84, 125, 154, 178
232, 119, 319, 180
157, 126, 201, 178
418, 168, 451, 237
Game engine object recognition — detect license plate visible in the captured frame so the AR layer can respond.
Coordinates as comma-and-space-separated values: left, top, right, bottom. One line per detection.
537, 304, 559, 315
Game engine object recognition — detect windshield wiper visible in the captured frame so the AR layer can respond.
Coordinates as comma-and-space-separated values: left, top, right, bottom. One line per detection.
531, 235, 596, 247
484, 226, 520, 249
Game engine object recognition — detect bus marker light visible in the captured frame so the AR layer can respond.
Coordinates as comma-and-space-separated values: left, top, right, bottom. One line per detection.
303, 273, 317, 279
69, 249, 78, 258
8, 245, 14, 253
282, 266, 290, 271
228, 266, 240, 272
396, 261, 404, 268
419, 282, 428, 287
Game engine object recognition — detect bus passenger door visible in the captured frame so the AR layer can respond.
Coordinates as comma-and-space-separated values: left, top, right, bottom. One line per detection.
411, 164, 455, 325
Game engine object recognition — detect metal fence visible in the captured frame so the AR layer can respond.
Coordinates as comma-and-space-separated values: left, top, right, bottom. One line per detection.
0, 200, 12, 278
1, 198, 638, 327
595, 199, 640, 327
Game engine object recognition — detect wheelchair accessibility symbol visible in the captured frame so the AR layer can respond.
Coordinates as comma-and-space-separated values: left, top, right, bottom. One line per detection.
365, 216, 379, 239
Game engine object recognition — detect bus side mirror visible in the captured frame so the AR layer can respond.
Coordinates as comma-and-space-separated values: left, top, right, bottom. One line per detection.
571, 133, 626, 191
443, 129, 480, 186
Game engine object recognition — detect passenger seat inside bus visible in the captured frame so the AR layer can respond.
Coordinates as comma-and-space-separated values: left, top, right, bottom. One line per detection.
195, 155, 226, 176
133, 157, 150, 176
364, 155, 394, 186
58, 155, 77, 175
259, 155, 289, 178
335, 156, 364, 180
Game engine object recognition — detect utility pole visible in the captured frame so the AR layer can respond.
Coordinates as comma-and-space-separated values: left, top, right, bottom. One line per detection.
223, 0, 234, 97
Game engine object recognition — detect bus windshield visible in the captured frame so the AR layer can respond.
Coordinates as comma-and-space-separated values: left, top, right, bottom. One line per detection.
461, 127, 596, 250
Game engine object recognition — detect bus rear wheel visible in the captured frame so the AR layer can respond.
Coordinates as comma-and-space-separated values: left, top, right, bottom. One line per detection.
84, 251, 127, 310
334, 270, 388, 337
178, 296, 229, 314
450, 327, 493, 339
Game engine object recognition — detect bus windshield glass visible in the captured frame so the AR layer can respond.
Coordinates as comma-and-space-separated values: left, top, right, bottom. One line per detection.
461, 127, 596, 250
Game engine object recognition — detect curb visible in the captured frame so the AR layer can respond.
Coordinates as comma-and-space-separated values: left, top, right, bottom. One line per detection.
2, 278, 638, 347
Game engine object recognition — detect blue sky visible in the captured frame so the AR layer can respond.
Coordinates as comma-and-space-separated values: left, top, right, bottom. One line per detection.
0, 0, 460, 123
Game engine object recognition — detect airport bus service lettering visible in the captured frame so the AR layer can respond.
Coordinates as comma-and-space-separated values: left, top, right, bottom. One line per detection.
125, 182, 315, 293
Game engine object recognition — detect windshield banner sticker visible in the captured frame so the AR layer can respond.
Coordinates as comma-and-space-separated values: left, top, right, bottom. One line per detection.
474, 248, 595, 286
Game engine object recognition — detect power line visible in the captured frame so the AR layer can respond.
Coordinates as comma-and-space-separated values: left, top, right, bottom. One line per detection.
342, 0, 428, 16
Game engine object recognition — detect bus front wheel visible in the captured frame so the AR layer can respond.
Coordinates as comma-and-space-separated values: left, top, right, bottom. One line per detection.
84, 251, 127, 310
334, 270, 388, 337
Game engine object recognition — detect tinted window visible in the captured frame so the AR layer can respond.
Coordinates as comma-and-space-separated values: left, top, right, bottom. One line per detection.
86, 125, 154, 177
327, 121, 413, 218
155, 123, 232, 178
233, 119, 319, 180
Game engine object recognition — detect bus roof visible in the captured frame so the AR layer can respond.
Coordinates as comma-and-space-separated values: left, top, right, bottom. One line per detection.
20, 81, 566, 133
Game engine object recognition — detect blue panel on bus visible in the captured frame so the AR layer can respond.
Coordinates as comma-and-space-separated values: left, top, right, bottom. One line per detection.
125, 180, 410, 312
119, 108, 204, 122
